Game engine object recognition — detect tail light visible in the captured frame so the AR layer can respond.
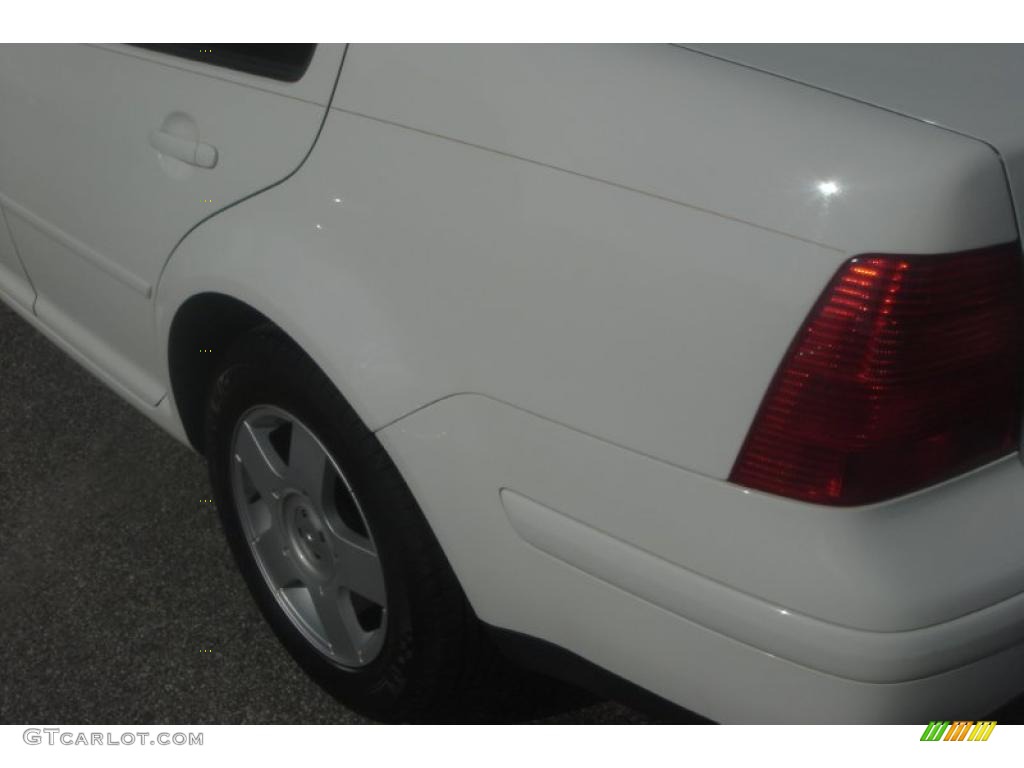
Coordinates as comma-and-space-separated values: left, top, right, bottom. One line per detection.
729, 242, 1024, 506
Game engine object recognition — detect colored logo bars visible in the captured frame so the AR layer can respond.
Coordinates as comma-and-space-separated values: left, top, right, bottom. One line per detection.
920, 721, 997, 741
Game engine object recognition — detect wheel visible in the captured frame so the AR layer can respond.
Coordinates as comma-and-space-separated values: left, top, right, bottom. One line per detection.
204, 326, 528, 722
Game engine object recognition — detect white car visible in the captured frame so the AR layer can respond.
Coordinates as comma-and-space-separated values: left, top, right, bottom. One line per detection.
3, 43, 1024, 724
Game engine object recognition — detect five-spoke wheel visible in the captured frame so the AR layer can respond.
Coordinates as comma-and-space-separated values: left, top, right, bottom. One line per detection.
230, 405, 387, 668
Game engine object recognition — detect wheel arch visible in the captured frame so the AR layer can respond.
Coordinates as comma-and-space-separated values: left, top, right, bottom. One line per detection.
161, 271, 424, 462
166, 292, 274, 454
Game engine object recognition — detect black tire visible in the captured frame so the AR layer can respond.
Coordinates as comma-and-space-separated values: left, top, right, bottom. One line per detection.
204, 325, 543, 722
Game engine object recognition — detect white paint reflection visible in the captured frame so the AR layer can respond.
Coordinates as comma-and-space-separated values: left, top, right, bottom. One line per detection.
817, 180, 841, 198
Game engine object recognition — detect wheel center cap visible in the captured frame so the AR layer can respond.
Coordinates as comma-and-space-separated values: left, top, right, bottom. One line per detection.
284, 494, 332, 578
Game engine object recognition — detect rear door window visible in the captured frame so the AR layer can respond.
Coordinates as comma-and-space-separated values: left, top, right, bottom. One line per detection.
135, 44, 316, 82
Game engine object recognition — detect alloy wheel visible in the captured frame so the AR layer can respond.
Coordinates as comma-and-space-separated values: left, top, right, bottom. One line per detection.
229, 405, 387, 668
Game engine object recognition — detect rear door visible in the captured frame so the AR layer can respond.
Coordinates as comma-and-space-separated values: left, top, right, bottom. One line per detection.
0, 43, 344, 404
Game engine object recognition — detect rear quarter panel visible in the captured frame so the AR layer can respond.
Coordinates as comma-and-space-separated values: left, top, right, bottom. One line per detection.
158, 44, 1016, 479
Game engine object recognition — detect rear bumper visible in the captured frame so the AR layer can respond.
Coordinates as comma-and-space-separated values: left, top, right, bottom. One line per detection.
499, 485, 1024, 685
377, 393, 1024, 722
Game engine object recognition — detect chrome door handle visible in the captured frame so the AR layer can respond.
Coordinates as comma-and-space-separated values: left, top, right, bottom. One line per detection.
148, 129, 218, 169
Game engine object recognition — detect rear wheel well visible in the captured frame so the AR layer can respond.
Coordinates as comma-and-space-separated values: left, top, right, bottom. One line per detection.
167, 293, 273, 454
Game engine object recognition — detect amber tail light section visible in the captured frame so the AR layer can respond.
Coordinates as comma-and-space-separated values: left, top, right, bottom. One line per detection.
729, 242, 1024, 506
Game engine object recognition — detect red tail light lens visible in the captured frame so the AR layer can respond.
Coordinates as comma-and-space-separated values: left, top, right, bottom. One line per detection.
729, 242, 1024, 506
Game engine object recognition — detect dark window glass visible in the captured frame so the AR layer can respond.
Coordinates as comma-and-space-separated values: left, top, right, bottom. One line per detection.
135, 44, 316, 82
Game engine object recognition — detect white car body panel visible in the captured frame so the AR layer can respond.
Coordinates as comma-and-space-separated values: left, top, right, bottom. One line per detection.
690, 44, 1024, 239
334, 44, 1016, 255
158, 108, 845, 479
377, 394, 1024, 722
0, 44, 344, 404
5, 43, 1024, 721
162, 45, 1018, 478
